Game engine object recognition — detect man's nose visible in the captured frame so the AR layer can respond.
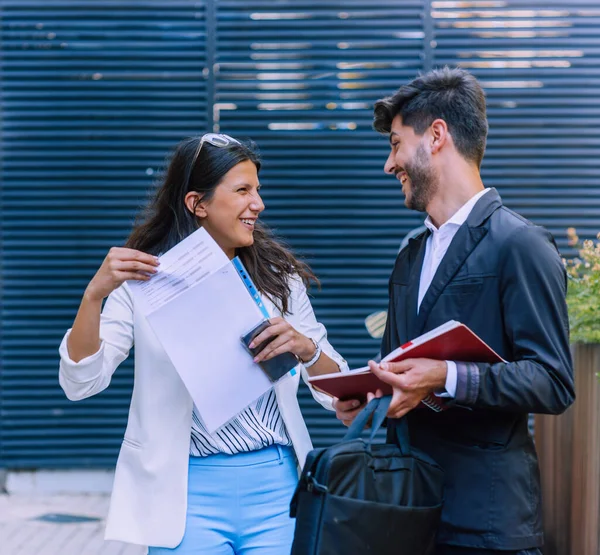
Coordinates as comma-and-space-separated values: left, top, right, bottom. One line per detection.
384, 152, 395, 175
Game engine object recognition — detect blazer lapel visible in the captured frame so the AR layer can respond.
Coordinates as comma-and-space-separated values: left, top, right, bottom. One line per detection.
415, 226, 487, 334
405, 234, 429, 341
414, 188, 503, 335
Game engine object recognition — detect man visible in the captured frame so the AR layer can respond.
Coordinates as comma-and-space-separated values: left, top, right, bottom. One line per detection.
334, 67, 575, 555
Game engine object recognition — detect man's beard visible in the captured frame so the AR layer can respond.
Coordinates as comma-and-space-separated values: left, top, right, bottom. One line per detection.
403, 143, 438, 212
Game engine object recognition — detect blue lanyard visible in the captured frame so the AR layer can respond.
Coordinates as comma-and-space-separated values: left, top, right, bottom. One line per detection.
231, 257, 270, 319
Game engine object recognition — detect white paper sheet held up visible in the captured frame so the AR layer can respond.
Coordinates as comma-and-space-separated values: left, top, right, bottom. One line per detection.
146, 261, 272, 432
129, 227, 230, 316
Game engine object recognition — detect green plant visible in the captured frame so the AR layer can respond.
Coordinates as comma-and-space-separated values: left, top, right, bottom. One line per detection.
564, 227, 600, 343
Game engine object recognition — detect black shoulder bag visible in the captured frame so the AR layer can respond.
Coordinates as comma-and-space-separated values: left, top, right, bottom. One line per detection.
290, 396, 444, 555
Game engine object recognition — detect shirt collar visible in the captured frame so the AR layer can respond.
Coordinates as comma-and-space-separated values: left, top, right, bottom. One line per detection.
424, 188, 490, 233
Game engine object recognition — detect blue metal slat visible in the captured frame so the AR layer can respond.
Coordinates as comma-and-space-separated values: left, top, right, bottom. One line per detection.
2, 0, 598, 466
431, 1, 600, 243
0, 0, 209, 468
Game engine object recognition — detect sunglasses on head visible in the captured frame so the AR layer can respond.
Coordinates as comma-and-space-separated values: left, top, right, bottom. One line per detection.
190, 132, 241, 169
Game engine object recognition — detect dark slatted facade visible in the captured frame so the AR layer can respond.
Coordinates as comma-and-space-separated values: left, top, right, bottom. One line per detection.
0, 0, 596, 467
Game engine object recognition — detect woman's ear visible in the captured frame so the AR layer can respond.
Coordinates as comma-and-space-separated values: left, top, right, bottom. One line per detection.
184, 191, 207, 218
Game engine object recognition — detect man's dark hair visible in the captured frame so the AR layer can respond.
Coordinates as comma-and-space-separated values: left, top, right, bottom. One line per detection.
373, 67, 488, 167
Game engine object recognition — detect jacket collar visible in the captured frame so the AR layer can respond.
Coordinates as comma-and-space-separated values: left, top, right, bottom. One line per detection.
423, 187, 491, 234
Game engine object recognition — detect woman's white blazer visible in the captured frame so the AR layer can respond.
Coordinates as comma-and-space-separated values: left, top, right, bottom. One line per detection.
58, 276, 348, 548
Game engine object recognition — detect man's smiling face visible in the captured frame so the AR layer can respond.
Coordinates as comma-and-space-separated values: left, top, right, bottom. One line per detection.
383, 114, 438, 213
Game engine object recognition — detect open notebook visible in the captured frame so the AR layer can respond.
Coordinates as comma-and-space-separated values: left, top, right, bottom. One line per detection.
308, 320, 504, 408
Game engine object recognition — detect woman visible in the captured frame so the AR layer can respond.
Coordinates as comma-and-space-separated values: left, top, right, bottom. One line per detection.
58, 133, 348, 554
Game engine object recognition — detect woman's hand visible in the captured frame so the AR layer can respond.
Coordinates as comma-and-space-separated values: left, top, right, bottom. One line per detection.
249, 317, 315, 363
85, 247, 160, 302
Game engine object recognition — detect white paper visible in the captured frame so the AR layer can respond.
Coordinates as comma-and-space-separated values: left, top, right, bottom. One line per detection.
146, 262, 272, 432
129, 227, 230, 316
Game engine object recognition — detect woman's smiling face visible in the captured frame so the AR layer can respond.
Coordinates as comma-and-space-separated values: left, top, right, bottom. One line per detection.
187, 159, 265, 259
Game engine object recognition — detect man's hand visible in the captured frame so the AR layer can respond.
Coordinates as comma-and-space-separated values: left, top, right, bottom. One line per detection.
333, 390, 384, 427
333, 398, 366, 427
369, 358, 448, 419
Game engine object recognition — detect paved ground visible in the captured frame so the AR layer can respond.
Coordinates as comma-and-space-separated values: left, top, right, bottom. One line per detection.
0, 494, 145, 555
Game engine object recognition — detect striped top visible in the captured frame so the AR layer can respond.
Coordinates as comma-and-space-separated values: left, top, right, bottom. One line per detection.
189, 388, 291, 456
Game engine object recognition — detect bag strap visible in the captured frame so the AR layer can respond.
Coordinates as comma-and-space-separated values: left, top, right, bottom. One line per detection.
342, 397, 381, 441
368, 395, 391, 438
393, 415, 411, 456
369, 396, 411, 455
343, 396, 412, 456
289, 447, 327, 517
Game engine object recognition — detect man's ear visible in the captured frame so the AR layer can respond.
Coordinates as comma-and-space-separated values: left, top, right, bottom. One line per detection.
429, 118, 449, 155
184, 191, 207, 218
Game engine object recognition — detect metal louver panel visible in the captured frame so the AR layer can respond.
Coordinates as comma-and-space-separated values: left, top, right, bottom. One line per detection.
432, 0, 600, 251
2, 0, 597, 469
215, 0, 425, 446
0, 1, 209, 467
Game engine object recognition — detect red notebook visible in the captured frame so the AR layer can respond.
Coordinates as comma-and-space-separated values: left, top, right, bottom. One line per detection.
309, 320, 504, 402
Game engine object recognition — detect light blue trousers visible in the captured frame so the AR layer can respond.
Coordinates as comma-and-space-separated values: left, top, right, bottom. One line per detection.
148, 445, 297, 554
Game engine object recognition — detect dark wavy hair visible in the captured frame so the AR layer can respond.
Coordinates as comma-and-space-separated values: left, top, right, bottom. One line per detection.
373, 66, 488, 168
125, 135, 317, 314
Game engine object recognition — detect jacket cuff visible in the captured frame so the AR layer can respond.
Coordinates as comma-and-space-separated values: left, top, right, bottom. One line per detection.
313, 332, 349, 374
59, 329, 106, 383
455, 361, 480, 405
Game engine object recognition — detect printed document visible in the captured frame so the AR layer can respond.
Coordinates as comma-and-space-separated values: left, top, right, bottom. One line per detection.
129, 229, 272, 432
129, 227, 230, 315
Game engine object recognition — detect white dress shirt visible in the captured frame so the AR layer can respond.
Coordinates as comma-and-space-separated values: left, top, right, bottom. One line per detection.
418, 188, 490, 397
